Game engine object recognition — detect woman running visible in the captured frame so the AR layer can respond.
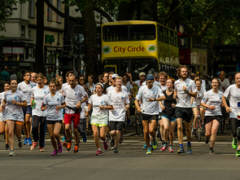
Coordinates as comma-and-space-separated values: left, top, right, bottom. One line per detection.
30, 73, 49, 151
87, 83, 113, 156
0, 82, 10, 149
42, 80, 65, 156
2, 79, 27, 156
160, 78, 176, 153
201, 78, 223, 154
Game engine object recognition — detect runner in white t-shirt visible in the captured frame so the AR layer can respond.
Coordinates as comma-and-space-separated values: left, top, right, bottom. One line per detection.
87, 83, 113, 156
63, 75, 87, 153
201, 78, 223, 154
108, 77, 130, 153
42, 80, 65, 156
174, 66, 197, 154
17, 72, 33, 146
135, 74, 165, 155
222, 72, 240, 157
2, 79, 27, 156
30, 73, 49, 152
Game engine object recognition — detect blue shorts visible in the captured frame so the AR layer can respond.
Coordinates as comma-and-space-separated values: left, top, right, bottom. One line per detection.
161, 114, 176, 122
23, 106, 32, 116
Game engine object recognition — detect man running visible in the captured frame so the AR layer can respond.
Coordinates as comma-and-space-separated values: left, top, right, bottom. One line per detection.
223, 72, 240, 157
108, 76, 130, 153
135, 74, 165, 155
17, 72, 32, 146
174, 65, 197, 154
63, 74, 87, 152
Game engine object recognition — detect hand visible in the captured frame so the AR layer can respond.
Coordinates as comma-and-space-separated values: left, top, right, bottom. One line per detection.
208, 105, 216, 110
76, 102, 81, 109
56, 105, 61, 111
226, 106, 232, 113
12, 100, 17, 105
148, 98, 155, 102
136, 107, 141, 113
183, 86, 187, 92
99, 105, 105, 110
41, 106, 45, 111
171, 103, 176, 108
85, 111, 89, 117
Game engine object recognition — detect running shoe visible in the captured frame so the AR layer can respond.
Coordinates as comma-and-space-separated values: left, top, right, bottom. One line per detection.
39, 147, 45, 152
51, 150, 58, 156
152, 141, 158, 150
5, 144, 9, 150
9, 150, 15, 157
96, 149, 103, 156
146, 147, 152, 155
66, 142, 72, 151
24, 138, 28, 145
18, 140, 22, 148
143, 144, 147, 150
168, 145, 174, 153
113, 147, 119, 153
30, 142, 38, 151
103, 141, 108, 151
232, 138, 237, 150
177, 147, 185, 154
160, 144, 167, 152
235, 150, 240, 157
58, 143, 63, 153
28, 138, 32, 146
209, 147, 215, 155
74, 144, 79, 153
186, 144, 192, 154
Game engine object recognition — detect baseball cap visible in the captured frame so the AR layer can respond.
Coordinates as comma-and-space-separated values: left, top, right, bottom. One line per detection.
146, 74, 154, 80
112, 74, 119, 79
139, 72, 146, 76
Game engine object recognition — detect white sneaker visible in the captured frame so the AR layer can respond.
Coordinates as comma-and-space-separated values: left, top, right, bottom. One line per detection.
9, 150, 15, 157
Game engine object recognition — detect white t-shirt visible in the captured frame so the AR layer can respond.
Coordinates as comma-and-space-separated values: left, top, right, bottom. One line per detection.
3, 90, 26, 121
158, 84, 167, 112
0, 92, 4, 105
30, 81, 37, 88
63, 84, 87, 114
106, 85, 128, 94
136, 85, 163, 115
175, 78, 196, 108
201, 89, 223, 116
134, 80, 144, 88
108, 89, 130, 122
44, 92, 65, 121
193, 88, 206, 106
31, 86, 49, 117
17, 81, 32, 105
223, 84, 240, 119
88, 94, 110, 119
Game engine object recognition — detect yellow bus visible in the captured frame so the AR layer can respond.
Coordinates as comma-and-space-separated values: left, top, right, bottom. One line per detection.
101, 20, 179, 78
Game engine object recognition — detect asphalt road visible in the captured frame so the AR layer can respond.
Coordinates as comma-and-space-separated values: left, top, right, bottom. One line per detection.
0, 137, 239, 180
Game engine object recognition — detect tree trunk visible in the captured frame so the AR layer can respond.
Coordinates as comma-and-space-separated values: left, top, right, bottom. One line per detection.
35, 0, 45, 73
82, 0, 98, 76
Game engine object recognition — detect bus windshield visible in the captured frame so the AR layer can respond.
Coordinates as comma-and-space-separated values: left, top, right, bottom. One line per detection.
103, 24, 156, 42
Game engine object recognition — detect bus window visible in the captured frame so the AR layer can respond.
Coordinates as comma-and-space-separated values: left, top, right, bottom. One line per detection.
103, 25, 156, 41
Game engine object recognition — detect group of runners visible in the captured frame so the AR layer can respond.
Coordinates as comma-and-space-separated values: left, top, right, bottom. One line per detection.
0, 65, 240, 157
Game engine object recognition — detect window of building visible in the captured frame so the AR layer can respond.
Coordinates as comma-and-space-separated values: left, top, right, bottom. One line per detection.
47, 0, 53, 22
56, 0, 61, 23
21, 25, 26, 38
29, 0, 35, 18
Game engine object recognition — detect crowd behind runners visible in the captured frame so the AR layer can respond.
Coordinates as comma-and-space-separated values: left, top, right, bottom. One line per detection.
0, 66, 240, 157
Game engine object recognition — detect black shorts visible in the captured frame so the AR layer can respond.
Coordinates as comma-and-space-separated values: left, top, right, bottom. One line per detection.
109, 122, 124, 131
22, 106, 32, 116
204, 116, 222, 124
47, 120, 62, 125
175, 107, 193, 123
142, 113, 158, 121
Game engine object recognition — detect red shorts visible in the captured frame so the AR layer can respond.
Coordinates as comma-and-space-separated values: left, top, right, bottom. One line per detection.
64, 113, 80, 128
